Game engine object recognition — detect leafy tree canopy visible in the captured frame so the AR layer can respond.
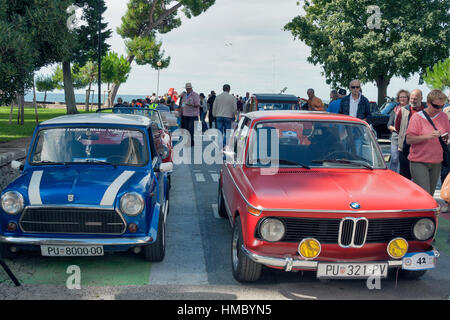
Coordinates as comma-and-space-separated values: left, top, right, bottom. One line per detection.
285, 0, 450, 104
423, 58, 450, 91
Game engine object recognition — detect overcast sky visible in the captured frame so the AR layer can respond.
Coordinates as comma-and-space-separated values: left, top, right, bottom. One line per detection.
46, 0, 433, 102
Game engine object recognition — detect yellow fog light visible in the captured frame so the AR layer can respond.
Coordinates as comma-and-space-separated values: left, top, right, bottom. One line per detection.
298, 238, 321, 260
387, 238, 408, 259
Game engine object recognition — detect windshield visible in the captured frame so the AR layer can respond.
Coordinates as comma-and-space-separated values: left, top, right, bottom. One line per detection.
380, 102, 397, 115
31, 127, 148, 166
257, 102, 299, 111
247, 120, 385, 169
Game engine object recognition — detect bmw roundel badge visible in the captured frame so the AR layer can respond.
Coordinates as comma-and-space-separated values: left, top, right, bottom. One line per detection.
350, 202, 361, 210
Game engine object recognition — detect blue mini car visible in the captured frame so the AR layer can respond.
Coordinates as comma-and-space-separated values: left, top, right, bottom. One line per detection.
0, 113, 172, 261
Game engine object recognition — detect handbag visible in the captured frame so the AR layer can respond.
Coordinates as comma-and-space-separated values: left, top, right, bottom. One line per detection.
422, 111, 450, 167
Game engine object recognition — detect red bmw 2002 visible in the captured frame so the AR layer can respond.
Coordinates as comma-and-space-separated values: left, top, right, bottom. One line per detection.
218, 111, 440, 282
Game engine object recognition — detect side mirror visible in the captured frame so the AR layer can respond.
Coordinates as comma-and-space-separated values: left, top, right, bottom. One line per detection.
155, 162, 173, 173
11, 160, 24, 171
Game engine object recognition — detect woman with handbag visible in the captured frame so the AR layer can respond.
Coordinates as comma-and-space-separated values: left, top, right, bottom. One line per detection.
406, 89, 450, 196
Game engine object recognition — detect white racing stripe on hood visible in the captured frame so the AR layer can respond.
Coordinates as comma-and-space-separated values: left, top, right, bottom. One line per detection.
100, 171, 135, 206
29, 170, 43, 205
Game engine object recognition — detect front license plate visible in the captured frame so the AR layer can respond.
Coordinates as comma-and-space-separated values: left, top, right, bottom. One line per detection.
41, 245, 104, 257
402, 251, 437, 271
317, 263, 388, 279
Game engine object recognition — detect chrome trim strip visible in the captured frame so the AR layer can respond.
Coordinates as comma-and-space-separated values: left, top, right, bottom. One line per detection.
242, 245, 407, 271
225, 165, 438, 214
28, 170, 43, 205
0, 235, 152, 246
100, 170, 135, 206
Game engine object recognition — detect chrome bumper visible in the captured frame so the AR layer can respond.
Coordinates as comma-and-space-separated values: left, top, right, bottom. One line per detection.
241, 245, 403, 272
0, 235, 152, 246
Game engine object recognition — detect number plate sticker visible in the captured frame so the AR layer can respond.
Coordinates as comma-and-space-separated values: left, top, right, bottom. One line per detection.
41, 245, 104, 257
402, 251, 437, 271
317, 263, 388, 279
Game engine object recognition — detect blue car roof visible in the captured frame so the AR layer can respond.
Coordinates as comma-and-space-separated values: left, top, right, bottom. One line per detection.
40, 113, 153, 127
253, 94, 299, 103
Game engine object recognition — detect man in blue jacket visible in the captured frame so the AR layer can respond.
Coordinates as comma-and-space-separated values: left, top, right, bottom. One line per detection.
338, 80, 371, 121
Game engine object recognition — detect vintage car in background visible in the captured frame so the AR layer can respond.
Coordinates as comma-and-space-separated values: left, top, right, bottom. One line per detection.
103, 107, 174, 164
0, 113, 172, 261
218, 111, 440, 282
244, 94, 300, 113
366, 100, 397, 139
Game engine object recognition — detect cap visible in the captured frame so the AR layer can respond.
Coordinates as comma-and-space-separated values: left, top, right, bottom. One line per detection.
185, 83, 193, 89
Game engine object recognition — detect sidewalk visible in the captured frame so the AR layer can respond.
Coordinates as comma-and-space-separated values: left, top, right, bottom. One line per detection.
0, 137, 32, 167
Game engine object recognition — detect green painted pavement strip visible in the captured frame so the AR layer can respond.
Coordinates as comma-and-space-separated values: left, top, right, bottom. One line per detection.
0, 252, 151, 286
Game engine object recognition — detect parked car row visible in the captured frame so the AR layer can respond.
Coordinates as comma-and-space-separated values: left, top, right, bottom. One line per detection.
0, 100, 441, 284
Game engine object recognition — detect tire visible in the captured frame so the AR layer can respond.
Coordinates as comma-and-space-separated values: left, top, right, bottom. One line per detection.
217, 179, 228, 219
231, 216, 262, 282
399, 269, 427, 280
143, 211, 166, 262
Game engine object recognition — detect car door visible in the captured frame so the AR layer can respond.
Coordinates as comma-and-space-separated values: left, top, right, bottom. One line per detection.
223, 117, 251, 217
149, 124, 166, 215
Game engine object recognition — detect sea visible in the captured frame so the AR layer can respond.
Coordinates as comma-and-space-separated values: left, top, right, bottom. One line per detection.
24, 92, 148, 104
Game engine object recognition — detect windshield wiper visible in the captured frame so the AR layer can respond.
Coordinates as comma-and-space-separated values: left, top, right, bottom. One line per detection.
255, 158, 311, 169
32, 161, 66, 166
312, 159, 373, 170
278, 159, 311, 169
83, 159, 118, 168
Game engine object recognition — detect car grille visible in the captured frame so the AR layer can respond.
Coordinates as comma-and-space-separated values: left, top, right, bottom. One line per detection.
20, 207, 126, 235
258, 217, 426, 245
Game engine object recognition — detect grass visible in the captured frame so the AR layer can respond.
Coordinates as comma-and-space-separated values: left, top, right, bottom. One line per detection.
0, 106, 91, 142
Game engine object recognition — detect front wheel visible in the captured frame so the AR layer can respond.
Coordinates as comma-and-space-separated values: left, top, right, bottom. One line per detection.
231, 216, 262, 282
143, 211, 166, 262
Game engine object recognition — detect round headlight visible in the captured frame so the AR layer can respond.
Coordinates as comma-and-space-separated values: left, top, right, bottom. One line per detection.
413, 218, 435, 241
259, 218, 285, 242
298, 238, 321, 260
1, 191, 24, 215
387, 237, 408, 259
120, 192, 144, 217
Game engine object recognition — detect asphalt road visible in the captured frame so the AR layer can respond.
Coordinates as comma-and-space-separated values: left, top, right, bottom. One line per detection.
0, 139, 449, 300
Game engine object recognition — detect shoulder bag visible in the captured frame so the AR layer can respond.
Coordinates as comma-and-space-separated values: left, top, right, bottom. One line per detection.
422, 111, 450, 167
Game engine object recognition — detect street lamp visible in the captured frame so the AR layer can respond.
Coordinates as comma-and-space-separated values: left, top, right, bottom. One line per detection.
156, 60, 162, 97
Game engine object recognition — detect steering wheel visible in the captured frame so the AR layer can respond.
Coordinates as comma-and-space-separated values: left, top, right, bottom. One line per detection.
323, 150, 355, 159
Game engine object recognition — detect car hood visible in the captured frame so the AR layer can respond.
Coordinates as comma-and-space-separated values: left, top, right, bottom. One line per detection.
19, 167, 147, 206
244, 169, 437, 212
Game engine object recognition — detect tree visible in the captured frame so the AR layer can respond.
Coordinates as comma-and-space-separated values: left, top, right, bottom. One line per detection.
36, 75, 58, 106
61, 0, 112, 114
285, 0, 450, 106
423, 58, 450, 91
108, 0, 215, 106
102, 52, 132, 107
79, 60, 98, 111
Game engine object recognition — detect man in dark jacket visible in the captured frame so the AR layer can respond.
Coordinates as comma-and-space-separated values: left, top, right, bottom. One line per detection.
338, 80, 371, 121
207, 91, 216, 129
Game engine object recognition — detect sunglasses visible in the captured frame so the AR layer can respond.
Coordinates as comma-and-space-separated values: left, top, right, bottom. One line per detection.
351, 86, 360, 89
431, 102, 445, 109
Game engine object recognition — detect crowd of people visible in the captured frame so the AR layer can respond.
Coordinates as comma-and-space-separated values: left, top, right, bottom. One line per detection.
113, 81, 450, 210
